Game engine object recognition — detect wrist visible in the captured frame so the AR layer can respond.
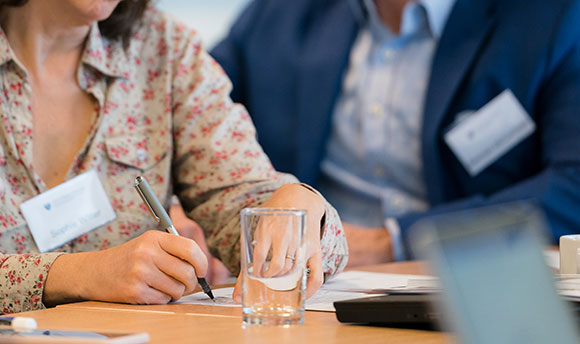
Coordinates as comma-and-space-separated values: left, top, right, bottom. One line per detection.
277, 183, 325, 221
43, 252, 93, 306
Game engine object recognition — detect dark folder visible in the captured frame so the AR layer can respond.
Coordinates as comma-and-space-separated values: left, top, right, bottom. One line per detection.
334, 294, 440, 328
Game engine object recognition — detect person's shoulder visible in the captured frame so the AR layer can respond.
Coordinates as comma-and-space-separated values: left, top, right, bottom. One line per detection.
495, 0, 580, 19
492, 0, 580, 43
131, 4, 203, 53
231, 0, 354, 39
247, 0, 348, 20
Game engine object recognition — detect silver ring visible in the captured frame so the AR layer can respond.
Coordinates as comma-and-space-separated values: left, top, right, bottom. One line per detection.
285, 255, 296, 261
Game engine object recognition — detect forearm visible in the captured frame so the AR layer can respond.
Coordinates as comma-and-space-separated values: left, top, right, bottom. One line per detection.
0, 252, 63, 314
43, 252, 95, 307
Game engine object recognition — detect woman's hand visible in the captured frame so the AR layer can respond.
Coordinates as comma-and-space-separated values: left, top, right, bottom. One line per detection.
44, 230, 208, 306
233, 184, 326, 302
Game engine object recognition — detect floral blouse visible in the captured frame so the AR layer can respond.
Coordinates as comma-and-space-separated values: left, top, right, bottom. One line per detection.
0, 7, 348, 314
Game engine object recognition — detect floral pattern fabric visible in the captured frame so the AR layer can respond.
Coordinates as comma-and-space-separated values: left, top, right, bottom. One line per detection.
0, 7, 347, 314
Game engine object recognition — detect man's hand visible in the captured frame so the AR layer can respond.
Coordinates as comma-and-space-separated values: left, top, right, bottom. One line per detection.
343, 223, 394, 267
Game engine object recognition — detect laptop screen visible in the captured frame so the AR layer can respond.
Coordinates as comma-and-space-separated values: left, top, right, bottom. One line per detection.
411, 202, 579, 344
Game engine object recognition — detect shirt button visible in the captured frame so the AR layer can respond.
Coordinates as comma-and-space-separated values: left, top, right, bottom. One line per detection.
137, 149, 148, 162
375, 167, 386, 177
383, 49, 394, 61
370, 104, 383, 117
391, 197, 403, 208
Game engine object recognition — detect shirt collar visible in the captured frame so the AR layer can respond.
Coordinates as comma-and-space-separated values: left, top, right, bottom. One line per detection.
420, 0, 456, 38
0, 23, 129, 78
0, 26, 15, 68
351, 0, 456, 40
82, 22, 130, 79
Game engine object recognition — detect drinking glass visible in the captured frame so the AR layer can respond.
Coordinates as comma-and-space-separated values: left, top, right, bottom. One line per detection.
241, 208, 307, 326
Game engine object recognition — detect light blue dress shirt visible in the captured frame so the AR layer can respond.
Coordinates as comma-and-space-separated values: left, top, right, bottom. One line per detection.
318, 0, 456, 258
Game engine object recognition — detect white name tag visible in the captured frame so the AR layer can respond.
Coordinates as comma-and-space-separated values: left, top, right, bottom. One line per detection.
444, 90, 536, 176
20, 170, 116, 253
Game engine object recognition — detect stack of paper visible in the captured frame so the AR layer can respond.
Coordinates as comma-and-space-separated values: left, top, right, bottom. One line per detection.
556, 275, 580, 301
174, 271, 437, 312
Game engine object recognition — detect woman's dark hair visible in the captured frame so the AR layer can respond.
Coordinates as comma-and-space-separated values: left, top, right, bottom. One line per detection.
0, 0, 151, 43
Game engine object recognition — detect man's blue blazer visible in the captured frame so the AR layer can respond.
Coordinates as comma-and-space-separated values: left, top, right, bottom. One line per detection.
211, 0, 580, 245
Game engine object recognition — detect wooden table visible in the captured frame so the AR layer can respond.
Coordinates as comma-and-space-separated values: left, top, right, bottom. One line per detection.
16, 261, 452, 344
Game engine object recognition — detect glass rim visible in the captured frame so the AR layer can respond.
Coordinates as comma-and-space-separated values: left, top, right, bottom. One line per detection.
241, 208, 307, 216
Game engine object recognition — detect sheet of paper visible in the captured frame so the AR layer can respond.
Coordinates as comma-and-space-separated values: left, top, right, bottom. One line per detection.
173, 266, 578, 310
559, 288, 580, 302
173, 271, 440, 312
305, 290, 368, 312
172, 287, 238, 307
321, 271, 434, 292
172, 287, 369, 312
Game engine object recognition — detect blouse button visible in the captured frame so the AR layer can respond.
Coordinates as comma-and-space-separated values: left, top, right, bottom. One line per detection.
137, 149, 147, 162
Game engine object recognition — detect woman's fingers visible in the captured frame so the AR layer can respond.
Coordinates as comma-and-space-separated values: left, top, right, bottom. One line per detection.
153, 251, 199, 295
262, 227, 291, 277
278, 243, 299, 275
252, 234, 271, 277
305, 251, 324, 299
156, 231, 209, 278
132, 285, 173, 305
144, 267, 187, 302
256, 216, 301, 277
106, 231, 209, 304
232, 274, 243, 303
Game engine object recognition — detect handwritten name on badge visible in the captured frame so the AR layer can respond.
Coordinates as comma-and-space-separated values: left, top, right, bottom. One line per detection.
20, 170, 116, 253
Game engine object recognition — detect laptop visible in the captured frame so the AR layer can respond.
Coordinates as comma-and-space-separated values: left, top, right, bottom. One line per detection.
335, 202, 580, 343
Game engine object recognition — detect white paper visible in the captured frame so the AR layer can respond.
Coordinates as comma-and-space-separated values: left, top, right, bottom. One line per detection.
173, 271, 438, 312
175, 268, 580, 308
305, 290, 369, 312
172, 287, 369, 312
321, 271, 435, 292
172, 287, 239, 307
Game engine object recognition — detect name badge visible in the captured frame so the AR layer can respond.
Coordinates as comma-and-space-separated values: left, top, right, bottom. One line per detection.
20, 170, 116, 253
444, 90, 536, 176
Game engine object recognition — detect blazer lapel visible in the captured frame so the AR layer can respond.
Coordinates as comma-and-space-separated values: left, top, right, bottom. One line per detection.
422, 0, 498, 204
295, 2, 360, 184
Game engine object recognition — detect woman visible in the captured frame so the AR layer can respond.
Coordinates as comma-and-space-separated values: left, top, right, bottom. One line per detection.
0, 0, 347, 314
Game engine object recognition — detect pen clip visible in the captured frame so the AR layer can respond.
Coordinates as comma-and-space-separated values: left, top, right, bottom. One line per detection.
135, 180, 161, 223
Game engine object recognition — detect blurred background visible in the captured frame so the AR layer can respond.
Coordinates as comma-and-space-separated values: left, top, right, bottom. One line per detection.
157, 0, 252, 49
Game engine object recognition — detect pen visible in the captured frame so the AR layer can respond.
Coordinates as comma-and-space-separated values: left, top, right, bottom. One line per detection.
134, 175, 215, 302
0, 316, 37, 331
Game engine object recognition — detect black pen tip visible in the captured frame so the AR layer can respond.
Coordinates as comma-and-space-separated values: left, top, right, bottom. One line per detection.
197, 277, 215, 301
